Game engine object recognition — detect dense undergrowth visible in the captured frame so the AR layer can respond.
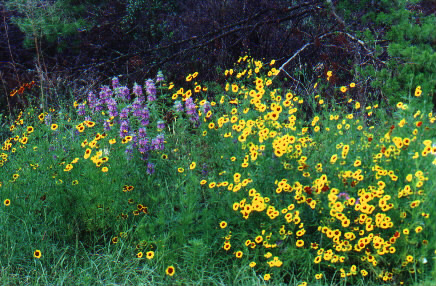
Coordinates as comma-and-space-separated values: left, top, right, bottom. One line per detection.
1, 57, 436, 285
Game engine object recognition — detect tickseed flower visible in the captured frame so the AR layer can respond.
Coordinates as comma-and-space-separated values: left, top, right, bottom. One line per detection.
177, 168, 184, 173
190, 162, 196, 170
137, 252, 143, 258
220, 221, 228, 229
415, 226, 423, 233
249, 261, 256, 268
350, 82, 356, 88
414, 87, 422, 97
146, 251, 154, 259
102, 167, 108, 172
33, 250, 42, 259
51, 124, 58, 130
235, 251, 243, 258
263, 274, 271, 281
4, 199, 11, 206
166, 265, 175, 276
296, 240, 304, 247
340, 86, 347, 93
112, 237, 118, 244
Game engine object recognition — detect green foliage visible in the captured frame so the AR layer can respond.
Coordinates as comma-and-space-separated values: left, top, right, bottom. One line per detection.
5, 0, 91, 49
337, 0, 436, 106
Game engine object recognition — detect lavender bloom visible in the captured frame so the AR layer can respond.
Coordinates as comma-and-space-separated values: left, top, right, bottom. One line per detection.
109, 109, 118, 118
157, 120, 165, 130
87, 91, 97, 109
338, 192, 350, 200
44, 114, 52, 126
138, 127, 147, 138
99, 85, 113, 103
146, 163, 155, 175
141, 119, 149, 126
77, 104, 86, 116
138, 138, 150, 154
120, 106, 130, 119
119, 120, 129, 138
151, 133, 164, 150
201, 101, 211, 115
133, 83, 143, 97
112, 77, 120, 89
185, 97, 199, 123
118, 86, 130, 101
131, 134, 138, 148
201, 163, 208, 177
145, 79, 156, 102
103, 120, 111, 131
94, 99, 104, 112
156, 71, 164, 83
125, 146, 134, 160
132, 97, 142, 111
174, 101, 183, 112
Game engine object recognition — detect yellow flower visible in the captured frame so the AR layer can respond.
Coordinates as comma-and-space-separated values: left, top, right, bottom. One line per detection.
219, 221, 227, 229
189, 162, 196, 170
340, 86, 347, 93
355, 101, 361, 109
263, 273, 271, 281
102, 167, 108, 172
146, 251, 154, 259
4, 199, 11, 206
177, 168, 184, 173
33, 250, 42, 259
51, 124, 58, 130
249, 261, 256, 268
350, 82, 356, 88
165, 265, 175, 276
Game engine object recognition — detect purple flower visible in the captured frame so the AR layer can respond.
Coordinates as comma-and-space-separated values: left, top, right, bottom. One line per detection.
174, 101, 183, 112
112, 77, 120, 89
146, 162, 155, 175
87, 91, 97, 109
151, 133, 164, 150
120, 119, 130, 138
118, 86, 130, 101
133, 83, 143, 97
132, 98, 142, 111
156, 71, 164, 83
120, 107, 130, 119
95, 99, 104, 112
157, 120, 165, 130
103, 120, 111, 131
77, 104, 86, 116
138, 138, 150, 152
138, 127, 147, 138
185, 97, 199, 123
145, 79, 156, 102
99, 85, 113, 102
